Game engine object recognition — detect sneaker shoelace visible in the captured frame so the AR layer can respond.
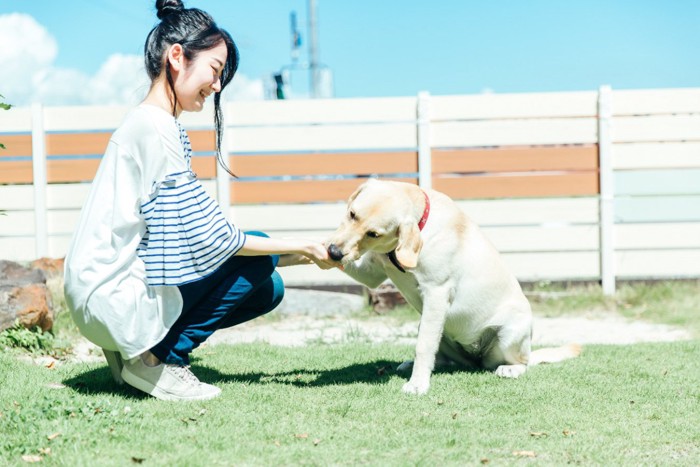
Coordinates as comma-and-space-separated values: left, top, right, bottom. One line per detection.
168, 364, 201, 385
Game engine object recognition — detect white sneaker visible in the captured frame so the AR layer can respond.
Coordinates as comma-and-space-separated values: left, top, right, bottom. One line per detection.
102, 349, 125, 385
121, 357, 221, 401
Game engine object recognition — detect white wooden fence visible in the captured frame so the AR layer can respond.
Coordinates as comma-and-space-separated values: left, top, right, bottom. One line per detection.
1, 86, 699, 293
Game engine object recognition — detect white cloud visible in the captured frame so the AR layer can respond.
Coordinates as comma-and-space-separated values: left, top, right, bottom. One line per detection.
83, 54, 150, 106
223, 73, 265, 101
0, 13, 264, 107
0, 13, 58, 104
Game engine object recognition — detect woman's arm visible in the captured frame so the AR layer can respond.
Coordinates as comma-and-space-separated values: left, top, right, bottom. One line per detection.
236, 235, 336, 269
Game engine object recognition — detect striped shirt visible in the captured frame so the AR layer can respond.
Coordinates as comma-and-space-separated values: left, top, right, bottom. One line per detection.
136, 121, 245, 286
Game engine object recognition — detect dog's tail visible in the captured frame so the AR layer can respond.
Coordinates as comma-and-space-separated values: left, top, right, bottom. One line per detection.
529, 343, 582, 366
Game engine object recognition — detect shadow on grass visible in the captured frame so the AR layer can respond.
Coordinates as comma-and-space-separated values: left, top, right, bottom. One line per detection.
62, 358, 480, 397
61, 366, 149, 400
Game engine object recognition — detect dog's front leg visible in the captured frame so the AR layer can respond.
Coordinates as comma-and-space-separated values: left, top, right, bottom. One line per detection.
403, 287, 449, 395
340, 253, 388, 289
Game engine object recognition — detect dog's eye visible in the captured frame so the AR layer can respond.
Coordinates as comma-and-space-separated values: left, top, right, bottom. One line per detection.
366, 231, 380, 238
349, 211, 356, 220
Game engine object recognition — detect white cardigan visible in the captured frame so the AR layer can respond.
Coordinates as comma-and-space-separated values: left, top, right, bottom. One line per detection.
64, 104, 239, 359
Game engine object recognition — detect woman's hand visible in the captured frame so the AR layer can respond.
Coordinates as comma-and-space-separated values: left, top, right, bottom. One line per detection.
301, 240, 337, 270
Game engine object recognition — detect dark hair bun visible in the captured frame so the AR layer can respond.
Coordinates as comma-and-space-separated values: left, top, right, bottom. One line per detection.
156, 0, 184, 20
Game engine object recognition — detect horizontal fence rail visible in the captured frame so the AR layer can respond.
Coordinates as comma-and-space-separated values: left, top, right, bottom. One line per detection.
1, 87, 699, 293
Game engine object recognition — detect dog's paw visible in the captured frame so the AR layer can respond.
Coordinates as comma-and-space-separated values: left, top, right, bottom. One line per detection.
495, 364, 527, 378
396, 360, 414, 372
402, 379, 430, 395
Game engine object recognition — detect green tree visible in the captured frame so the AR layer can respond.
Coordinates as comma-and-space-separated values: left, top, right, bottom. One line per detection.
0, 94, 9, 216
0, 93, 10, 150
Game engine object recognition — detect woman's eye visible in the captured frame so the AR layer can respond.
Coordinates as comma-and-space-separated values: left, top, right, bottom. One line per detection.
366, 231, 380, 238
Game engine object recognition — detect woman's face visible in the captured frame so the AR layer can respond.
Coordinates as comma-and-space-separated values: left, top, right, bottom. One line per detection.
174, 41, 227, 113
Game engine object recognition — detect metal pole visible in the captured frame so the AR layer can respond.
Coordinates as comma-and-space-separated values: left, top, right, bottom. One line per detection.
308, 0, 319, 98
417, 92, 432, 190
597, 85, 615, 296
31, 103, 48, 258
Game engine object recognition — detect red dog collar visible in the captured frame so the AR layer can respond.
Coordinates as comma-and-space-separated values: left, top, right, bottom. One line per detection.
417, 190, 430, 231
387, 189, 430, 273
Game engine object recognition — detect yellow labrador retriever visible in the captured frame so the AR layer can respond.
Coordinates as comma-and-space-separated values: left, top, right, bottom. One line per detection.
327, 179, 580, 395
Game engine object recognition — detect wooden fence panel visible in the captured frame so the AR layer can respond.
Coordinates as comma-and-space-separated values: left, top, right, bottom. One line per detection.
0, 185, 34, 210
43, 105, 129, 131
0, 211, 34, 236
482, 225, 599, 253
613, 115, 700, 143
432, 118, 598, 147
615, 169, 700, 196
227, 123, 417, 152
432, 145, 598, 173
614, 142, 700, 170
2, 88, 699, 286
226, 97, 417, 125
434, 173, 599, 199
229, 203, 346, 231
616, 223, 700, 250
0, 238, 35, 262
612, 88, 700, 116
614, 196, 700, 223
431, 91, 598, 120
229, 151, 417, 177
276, 250, 602, 286
0, 134, 32, 156
502, 252, 600, 280
616, 250, 700, 278
230, 177, 416, 204
45, 184, 90, 209
0, 107, 32, 132
455, 197, 600, 226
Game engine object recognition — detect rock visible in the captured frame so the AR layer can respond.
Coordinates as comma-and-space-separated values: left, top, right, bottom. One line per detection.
0, 260, 45, 287
31, 257, 65, 278
0, 260, 53, 333
368, 283, 407, 314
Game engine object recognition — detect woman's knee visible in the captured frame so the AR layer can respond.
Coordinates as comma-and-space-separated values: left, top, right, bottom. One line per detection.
268, 270, 285, 309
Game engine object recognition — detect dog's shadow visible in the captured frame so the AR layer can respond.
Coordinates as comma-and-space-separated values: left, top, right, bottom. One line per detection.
63, 358, 475, 398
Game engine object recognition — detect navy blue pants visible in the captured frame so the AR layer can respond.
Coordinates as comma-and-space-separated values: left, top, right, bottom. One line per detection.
150, 231, 284, 365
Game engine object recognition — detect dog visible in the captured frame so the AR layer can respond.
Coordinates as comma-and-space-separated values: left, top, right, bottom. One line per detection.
326, 179, 581, 395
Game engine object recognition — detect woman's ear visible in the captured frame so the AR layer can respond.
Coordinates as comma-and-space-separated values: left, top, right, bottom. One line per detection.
167, 44, 185, 71
395, 222, 422, 269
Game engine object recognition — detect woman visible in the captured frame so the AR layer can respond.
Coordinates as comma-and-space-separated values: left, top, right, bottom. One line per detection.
64, 0, 335, 401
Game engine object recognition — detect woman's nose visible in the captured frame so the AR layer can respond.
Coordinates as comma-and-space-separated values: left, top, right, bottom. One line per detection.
212, 77, 222, 92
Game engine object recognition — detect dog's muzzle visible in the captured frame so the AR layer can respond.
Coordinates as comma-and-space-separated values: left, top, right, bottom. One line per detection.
328, 244, 345, 261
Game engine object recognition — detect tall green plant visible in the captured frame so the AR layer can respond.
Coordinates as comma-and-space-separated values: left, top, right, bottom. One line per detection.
0, 94, 9, 216
0, 93, 9, 150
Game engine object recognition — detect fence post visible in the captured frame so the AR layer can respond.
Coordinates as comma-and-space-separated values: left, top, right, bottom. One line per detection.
31, 103, 49, 258
216, 103, 232, 219
597, 85, 615, 295
417, 91, 432, 189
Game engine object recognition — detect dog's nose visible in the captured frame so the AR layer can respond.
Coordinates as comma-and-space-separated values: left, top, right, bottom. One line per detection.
328, 244, 345, 261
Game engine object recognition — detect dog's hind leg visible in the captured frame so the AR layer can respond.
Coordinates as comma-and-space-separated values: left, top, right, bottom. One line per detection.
481, 324, 531, 379
397, 335, 478, 373
437, 336, 481, 370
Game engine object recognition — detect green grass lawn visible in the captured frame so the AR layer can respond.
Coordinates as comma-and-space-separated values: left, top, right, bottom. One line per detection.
2, 340, 699, 466
2, 280, 699, 465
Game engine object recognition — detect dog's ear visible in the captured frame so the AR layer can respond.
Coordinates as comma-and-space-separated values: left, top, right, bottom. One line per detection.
347, 182, 367, 204
395, 222, 422, 269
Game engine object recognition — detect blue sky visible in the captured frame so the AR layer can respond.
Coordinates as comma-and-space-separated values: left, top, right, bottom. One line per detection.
1, 0, 698, 105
